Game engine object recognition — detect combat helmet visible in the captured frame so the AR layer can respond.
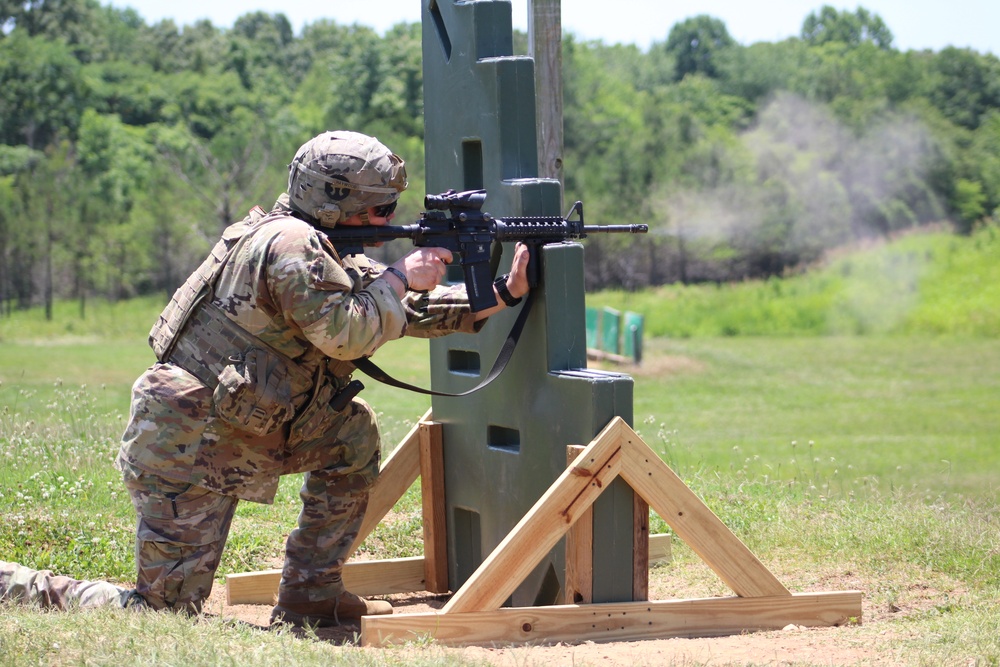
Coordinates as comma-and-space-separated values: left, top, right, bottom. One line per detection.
287, 131, 407, 227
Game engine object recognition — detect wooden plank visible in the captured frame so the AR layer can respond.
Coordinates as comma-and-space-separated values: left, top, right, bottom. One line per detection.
528, 0, 564, 185
348, 409, 429, 557
633, 491, 650, 601
226, 557, 427, 605
226, 570, 282, 605
419, 421, 449, 594
362, 591, 863, 647
443, 419, 628, 614
616, 419, 790, 598
649, 533, 671, 564
563, 445, 593, 604
341, 557, 426, 597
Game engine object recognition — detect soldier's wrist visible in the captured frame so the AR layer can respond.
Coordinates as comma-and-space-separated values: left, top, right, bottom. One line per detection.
384, 266, 409, 292
494, 274, 522, 307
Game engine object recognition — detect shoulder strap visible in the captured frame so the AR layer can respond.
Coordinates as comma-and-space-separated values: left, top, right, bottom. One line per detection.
351, 292, 533, 397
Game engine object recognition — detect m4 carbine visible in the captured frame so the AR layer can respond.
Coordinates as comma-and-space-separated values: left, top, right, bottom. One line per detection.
321, 189, 648, 312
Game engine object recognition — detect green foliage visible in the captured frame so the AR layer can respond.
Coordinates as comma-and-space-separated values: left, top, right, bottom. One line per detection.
928, 47, 1000, 131
3, 3, 1000, 306
801, 5, 894, 49
663, 14, 735, 81
0, 144, 43, 174
0, 30, 90, 148
953, 178, 987, 227
965, 110, 1000, 219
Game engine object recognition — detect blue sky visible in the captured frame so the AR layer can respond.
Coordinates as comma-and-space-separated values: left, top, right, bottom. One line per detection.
106, 0, 998, 55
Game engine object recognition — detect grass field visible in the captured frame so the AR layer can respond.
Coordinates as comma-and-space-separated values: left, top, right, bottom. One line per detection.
2, 331, 998, 664
1, 224, 999, 665
590, 224, 1000, 338
629, 336, 1000, 502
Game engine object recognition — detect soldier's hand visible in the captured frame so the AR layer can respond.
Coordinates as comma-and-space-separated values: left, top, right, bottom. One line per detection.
393, 247, 453, 292
506, 242, 530, 298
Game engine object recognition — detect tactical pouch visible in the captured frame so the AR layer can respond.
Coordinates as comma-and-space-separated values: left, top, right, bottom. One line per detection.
286, 373, 351, 447
213, 347, 297, 437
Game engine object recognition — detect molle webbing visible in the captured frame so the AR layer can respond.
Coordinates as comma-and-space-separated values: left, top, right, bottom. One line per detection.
165, 301, 235, 388
166, 300, 309, 390
149, 206, 268, 364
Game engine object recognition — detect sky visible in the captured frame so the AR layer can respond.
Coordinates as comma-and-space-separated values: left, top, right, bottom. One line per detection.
105, 0, 999, 55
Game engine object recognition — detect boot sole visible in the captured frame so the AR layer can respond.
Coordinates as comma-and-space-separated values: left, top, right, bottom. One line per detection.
270, 604, 392, 628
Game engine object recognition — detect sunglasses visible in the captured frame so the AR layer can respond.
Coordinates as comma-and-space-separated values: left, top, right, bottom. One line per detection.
373, 200, 398, 218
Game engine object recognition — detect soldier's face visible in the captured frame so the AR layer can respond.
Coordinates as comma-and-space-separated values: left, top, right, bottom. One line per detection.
367, 206, 395, 225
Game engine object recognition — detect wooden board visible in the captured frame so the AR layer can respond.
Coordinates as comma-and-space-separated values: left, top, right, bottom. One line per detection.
564, 445, 594, 604
231, 413, 860, 651
226, 556, 427, 605
649, 533, 671, 564
419, 421, 448, 594
633, 490, 650, 601
617, 420, 790, 598
362, 591, 863, 647
226, 533, 672, 605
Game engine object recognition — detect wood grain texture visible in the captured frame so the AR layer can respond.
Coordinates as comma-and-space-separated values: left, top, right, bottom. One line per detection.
363, 591, 863, 647
617, 419, 790, 598
227, 557, 427, 605
419, 421, 449, 594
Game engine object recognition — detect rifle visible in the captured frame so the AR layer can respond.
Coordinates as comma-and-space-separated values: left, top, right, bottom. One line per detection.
319, 189, 648, 312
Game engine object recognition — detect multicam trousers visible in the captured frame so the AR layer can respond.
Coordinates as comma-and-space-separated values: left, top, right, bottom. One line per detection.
121, 463, 238, 613
121, 397, 382, 612
0, 561, 137, 609
276, 447, 379, 604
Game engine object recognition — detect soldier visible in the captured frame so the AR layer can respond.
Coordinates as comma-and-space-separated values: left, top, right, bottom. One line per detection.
1, 131, 530, 627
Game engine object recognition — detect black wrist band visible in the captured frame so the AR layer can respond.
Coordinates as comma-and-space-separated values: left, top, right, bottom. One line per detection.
384, 266, 409, 292
494, 274, 522, 307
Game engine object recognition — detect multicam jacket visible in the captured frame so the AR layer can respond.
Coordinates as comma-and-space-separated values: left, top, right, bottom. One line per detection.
117, 194, 483, 503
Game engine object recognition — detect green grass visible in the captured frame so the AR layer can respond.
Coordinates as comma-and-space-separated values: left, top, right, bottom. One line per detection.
0, 294, 168, 343
3, 334, 998, 664
2, 234, 999, 665
590, 223, 1000, 338
0, 309, 435, 583
628, 336, 1000, 501
0, 605, 490, 666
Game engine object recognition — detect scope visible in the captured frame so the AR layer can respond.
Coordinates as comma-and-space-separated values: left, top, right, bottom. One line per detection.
424, 189, 488, 211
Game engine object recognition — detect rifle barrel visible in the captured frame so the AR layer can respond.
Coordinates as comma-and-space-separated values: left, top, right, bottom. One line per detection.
583, 224, 649, 234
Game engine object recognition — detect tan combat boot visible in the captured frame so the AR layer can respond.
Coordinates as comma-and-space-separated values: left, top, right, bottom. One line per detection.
270, 590, 392, 628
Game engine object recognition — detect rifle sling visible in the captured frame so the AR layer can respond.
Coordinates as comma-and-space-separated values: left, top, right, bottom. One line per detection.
351, 291, 533, 397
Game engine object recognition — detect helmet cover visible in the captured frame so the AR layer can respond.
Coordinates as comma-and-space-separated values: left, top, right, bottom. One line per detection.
287, 130, 407, 226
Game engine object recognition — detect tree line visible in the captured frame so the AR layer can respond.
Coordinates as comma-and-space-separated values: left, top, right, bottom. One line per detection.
2, 1, 999, 315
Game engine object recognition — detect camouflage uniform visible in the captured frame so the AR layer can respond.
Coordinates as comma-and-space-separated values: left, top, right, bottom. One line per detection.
115, 132, 485, 613
0, 560, 141, 609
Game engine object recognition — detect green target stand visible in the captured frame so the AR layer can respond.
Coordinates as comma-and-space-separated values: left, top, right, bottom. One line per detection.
225, 0, 862, 646
419, 0, 639, 609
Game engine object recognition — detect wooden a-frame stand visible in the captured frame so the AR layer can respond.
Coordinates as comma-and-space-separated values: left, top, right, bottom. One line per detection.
226, 411, 862, 647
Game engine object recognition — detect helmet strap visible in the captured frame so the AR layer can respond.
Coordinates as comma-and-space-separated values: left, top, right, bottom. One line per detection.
358, 209, 371, 226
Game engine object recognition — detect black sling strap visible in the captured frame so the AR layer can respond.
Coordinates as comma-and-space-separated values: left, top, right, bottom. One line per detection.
351, 291, 533, 397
